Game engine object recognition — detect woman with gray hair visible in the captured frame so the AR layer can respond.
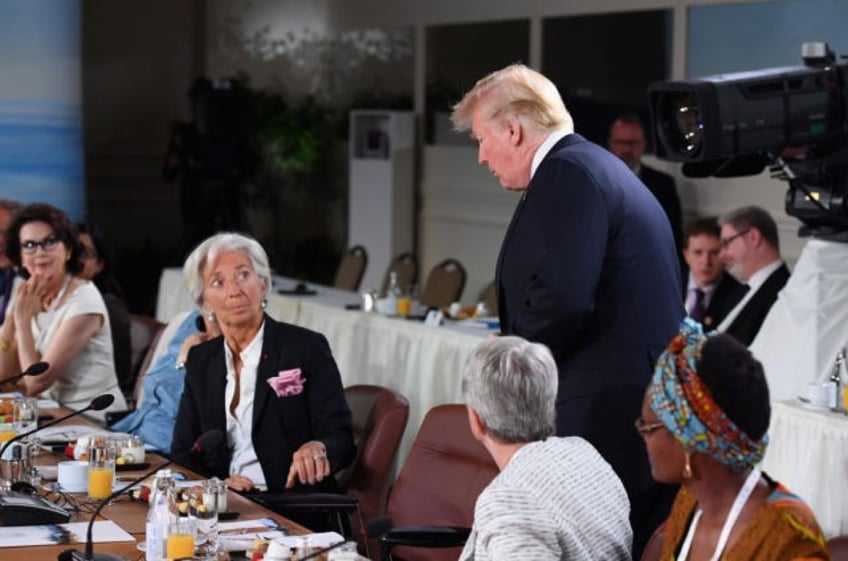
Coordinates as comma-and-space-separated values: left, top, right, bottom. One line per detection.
460, 336, 632, 561
171, 232, 355, 500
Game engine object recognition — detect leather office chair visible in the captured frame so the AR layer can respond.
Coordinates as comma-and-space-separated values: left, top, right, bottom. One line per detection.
639, 522, 666, 561
380, 252, 418, 297
253, 385, 409, 557
334, 245, 368, 292
127, 314, 165, 401
829, 535, 848, 560
379, 404, 500, 561
419, 259, 466, 309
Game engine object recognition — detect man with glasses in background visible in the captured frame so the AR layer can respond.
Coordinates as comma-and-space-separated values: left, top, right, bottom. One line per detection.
0, 200, 22, 325
716, 206, 790, 345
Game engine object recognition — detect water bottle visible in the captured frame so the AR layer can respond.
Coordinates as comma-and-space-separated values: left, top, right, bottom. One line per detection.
385, 271, 400, 316
146, 469, 176, 561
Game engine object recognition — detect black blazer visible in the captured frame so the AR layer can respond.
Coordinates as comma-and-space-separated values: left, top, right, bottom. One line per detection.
171, 316, 355, 492
685, 273, 748, 331
640, 165, 683, 252
495, 133, 684, 551
724, 264, 790, 346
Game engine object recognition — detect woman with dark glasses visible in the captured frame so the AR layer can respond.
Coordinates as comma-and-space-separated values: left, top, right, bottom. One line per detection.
639, 319, 827, 560
0, 203, 125, 420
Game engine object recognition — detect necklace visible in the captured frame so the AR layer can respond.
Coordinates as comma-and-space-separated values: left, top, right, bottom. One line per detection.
677, 465, 762, 561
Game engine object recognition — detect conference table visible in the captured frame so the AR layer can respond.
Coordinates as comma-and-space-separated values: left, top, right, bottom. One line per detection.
156, 268, 848, 538
156, 268, 494, 468
3, 406, 317, 560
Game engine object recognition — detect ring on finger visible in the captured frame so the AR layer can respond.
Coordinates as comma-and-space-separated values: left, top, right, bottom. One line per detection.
313, 454, 326, 461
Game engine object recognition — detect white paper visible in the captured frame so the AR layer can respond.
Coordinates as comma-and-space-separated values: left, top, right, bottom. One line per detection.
274, 531, 345, 548
0, 520, 135, 547
220, 530, 288, 552
36, 424, 102, 444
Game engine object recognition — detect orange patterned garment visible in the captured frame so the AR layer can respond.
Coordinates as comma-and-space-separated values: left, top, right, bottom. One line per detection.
659, 475, 830, 561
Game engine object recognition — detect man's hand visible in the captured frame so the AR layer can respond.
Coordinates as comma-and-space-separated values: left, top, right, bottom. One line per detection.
285, 440, 329, 488
225, 474, 256, 492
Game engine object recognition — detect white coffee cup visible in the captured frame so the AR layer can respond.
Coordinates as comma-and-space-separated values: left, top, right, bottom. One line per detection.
57, 460, 89, 492
806, 382, 831, 408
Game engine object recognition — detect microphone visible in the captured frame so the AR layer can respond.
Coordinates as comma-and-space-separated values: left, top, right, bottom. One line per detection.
59, 430, 225, 561
0, 361, 49, 385
0, 393, 115, 459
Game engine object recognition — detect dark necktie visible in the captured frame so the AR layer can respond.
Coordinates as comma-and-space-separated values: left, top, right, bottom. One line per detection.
690, 288, 706, 322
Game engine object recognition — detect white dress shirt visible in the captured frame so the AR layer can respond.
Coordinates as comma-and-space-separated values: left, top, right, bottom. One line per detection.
530, 128, 572, 180
224, 322, 266, 487
717, 260, 783, 332
685, 273, 717, 317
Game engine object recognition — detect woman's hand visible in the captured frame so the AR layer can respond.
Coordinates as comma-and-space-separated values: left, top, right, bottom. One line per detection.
286, 440, 330, 488
225, 474, 256, 492
12, 276, 50, 325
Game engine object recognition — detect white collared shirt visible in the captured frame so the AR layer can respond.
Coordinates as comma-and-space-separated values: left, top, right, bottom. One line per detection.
530, 128, 572, 180
685, 273, 717, 316
716, 260, 783, 332
224, 321, 266, 487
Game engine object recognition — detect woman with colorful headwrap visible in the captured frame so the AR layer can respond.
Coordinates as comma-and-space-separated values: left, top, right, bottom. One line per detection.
638, 318, 829, 560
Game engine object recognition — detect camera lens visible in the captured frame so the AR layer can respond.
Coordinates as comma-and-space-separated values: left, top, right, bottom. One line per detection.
657, 91, 704, 159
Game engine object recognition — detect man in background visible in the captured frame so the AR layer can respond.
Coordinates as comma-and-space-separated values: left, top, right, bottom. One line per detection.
451, 64, 682, 557
682, 217, 747, 330
608, 113, 683, 252
717, 206, 790, 345
0, 199, 22, 325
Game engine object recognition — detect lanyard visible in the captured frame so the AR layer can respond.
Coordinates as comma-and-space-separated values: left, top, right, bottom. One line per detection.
677, 465, 762, 561
33, 274, 72, 350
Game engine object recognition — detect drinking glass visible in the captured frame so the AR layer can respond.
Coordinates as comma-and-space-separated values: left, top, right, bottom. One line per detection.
0, 397, 16, 448
191, 478, 223, 556
12, 397, 38, 434
87, 438, 115, 501
167, 517, 196, 560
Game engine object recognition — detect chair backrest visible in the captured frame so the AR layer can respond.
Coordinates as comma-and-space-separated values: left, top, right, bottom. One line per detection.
420, 259, 467, 309
480, 281, 498, 317
334, 245, 368, 292
128, 314, 165, 400
639, 522, 666, 561
829, 535, 848, 561
340, 385, 409, 523
387, 404, 499, 561
380, 252, 418, 297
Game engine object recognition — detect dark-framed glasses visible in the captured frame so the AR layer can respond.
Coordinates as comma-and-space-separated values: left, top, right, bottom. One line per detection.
21, 236, 61, 254
634, 417, 666, 436
719, 229, 750, 249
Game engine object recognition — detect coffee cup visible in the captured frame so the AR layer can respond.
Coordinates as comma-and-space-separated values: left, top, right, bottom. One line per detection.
58, 460, 89, 492
805, 382, 831, 408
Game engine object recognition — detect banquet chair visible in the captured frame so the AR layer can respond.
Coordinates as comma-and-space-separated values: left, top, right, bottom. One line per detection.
250, 385, 410, 555
334, 245, 368, 291
379, 404, 500, 561
480, 281, 498, 317
829, 535, 848, 560
419, 259, 467, 309
380, 252, 418, 297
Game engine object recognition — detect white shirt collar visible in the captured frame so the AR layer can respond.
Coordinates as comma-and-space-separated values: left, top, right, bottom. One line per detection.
687, 271, 718, 293
530, 128, 571, 180
745, 260, 783, 291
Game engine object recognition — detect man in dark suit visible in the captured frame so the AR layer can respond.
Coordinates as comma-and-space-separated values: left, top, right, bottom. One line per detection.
451, 64, 684, 558
717, 206, 790, 346
682, 217, 748, 330
609, 114, 683, 253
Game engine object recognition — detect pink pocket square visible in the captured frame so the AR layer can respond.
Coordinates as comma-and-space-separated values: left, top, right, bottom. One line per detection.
268, 368, 305, 397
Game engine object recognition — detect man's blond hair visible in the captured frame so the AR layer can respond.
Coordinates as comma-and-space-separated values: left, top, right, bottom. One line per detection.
451, 64, 573, 136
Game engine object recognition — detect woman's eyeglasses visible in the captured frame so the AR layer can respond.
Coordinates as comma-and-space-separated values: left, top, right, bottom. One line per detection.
634, 417, 666, 436
21, 236, 61, 254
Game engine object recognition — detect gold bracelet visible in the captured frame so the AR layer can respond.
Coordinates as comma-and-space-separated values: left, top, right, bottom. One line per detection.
0, 338, 14, 352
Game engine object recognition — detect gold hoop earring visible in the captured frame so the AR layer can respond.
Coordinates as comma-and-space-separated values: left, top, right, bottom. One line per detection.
683, 451, 694, 479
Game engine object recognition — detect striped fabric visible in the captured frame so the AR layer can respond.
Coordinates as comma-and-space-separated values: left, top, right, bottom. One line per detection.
460, 437, 633, 561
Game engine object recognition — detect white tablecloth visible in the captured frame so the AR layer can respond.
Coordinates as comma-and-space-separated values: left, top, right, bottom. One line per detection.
155, 267, 490, 467
763, 400, 848, 537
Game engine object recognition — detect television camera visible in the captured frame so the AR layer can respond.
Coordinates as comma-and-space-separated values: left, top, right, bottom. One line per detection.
648, 42, 848, 238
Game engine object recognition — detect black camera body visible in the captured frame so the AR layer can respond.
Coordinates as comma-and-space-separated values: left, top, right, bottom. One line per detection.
648, 43, 848, 237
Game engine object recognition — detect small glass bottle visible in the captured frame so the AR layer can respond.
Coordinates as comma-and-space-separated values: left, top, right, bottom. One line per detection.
385, 271, 400, 316
146, 469, 176, 561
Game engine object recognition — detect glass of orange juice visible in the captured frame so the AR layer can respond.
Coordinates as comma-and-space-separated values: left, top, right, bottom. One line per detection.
167, 517, 196, 560
87, 438, 115, 501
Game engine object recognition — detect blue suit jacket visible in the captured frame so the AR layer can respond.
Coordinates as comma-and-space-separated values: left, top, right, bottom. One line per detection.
495, 133, 684, 550
171, 315, 355, 493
